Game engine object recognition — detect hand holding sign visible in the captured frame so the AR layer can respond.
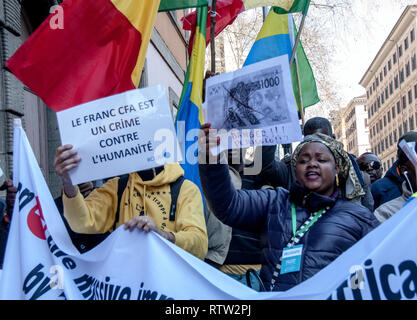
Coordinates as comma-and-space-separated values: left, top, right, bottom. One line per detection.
53, 144, 81, 198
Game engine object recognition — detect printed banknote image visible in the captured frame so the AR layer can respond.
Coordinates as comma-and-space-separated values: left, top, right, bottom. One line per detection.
206, 65, 289, 130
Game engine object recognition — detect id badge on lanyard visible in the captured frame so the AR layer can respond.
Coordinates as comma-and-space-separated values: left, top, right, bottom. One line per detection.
280, 244, 303, 274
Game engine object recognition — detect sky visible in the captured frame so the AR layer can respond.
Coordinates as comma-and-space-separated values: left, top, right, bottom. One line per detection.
328, 1, 410, 108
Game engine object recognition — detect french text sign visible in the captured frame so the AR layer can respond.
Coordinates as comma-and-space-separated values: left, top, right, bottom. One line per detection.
56, 85, 182, 185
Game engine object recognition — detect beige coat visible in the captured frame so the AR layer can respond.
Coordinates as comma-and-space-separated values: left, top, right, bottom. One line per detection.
373, 181, 412, 223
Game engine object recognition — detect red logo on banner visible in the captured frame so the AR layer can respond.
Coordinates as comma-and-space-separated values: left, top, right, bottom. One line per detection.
27, 196, 47, 240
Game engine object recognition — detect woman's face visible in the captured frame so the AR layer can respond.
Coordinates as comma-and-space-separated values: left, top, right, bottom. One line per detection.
295, 142, 339, 197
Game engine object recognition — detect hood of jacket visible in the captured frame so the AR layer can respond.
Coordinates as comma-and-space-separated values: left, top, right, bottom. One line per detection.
384, 160, 404, 184
132, 163, 184, 187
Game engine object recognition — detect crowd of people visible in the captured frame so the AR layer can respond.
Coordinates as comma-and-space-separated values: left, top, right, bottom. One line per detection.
0, 116, 415, 293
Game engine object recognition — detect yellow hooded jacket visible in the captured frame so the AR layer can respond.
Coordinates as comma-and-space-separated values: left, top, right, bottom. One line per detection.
63, 163, 208, 259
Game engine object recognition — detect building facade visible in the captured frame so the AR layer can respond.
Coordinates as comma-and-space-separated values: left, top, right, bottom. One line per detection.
360, 5, 417, 173
0, 0, 190, 198
332, 95, 371, 157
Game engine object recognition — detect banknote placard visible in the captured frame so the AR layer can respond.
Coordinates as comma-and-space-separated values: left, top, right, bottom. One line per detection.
56, 85, 183, 185
205, 55, 302, 153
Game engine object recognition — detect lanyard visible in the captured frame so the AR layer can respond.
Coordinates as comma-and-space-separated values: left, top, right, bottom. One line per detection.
291, 203, 325, 238
269, 204, 329, 291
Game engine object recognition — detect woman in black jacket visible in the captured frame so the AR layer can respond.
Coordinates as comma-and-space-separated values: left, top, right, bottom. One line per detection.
198, 125, 380, 291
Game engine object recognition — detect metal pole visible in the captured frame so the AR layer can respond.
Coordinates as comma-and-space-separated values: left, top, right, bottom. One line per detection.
210, 0, 217, 73
294, 57, 306, 128
262, 6, 269, 21
289, 14, 307, 128
289, 13, 307, 67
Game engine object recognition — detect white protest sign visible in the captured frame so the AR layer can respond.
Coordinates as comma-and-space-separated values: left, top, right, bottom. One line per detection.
56, 85, 183, 185
399, 139, 417, 167
0, 166, 4, 186
205, 55, 302, 154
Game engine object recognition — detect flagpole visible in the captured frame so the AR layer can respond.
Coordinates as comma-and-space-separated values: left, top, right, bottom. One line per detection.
289, 13, 307, 129
289, 13, 306, 68
210, 0, 217, 72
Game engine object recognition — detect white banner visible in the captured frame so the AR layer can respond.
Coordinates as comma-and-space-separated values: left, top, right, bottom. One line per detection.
1, 120, 417, 300
56, 85, 183, 185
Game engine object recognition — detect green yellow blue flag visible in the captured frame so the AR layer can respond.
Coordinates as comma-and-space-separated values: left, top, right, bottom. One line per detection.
244, 10, 319, 109
175, 6, 207, 196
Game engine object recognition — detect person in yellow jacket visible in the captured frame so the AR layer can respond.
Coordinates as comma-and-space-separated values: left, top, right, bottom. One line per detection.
53, 144, 208, 260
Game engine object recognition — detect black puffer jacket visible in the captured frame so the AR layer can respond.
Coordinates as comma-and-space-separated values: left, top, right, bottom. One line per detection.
199, 164, 380, 291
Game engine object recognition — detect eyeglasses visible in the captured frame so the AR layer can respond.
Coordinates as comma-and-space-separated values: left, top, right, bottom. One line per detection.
359, 161, 381, 171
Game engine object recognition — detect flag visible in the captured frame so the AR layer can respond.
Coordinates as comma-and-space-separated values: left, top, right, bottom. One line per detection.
5, 0, 160, 112
182, 0, 311, 56
159, 0, 208, 11
244, 10, 319, 109
175, 6, 208, 199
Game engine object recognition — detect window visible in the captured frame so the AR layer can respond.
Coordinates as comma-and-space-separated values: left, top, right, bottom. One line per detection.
384, 115, 387, 127
388, 59, 392, 70
404, 120, 408, 133
385, 138, 389, 149
392, 106, 396, 119
402, 95, 407, 109
415, 83, 417, 99
365, 118, 368, 127
385, 87, 389, 99
400, 69, 405, 83
388, 110, 391, 123
394, 129, 397, 142
389, 81, 393, 94
411, 29, 415, 42
410, 116, 415, 131
381, 93, 385, 104
384, 66, 387, 76
406, 62, 411, 77
394, 75, 399, 89
405, 37, 409, 50
379, 119, 383, 130
399, 124, 403, 137
380, 72, 383, 81
389, 133, 393, 146
393, 52, 397, 64
409, 89, 413, 104
399, 44, 403, 57
412, 54, 417, 70
397, 101, 401, 114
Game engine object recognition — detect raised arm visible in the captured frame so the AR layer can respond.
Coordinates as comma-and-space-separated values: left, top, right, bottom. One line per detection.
198, 124, 275, 232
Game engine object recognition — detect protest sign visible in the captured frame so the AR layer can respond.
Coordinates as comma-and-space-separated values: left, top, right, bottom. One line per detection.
205, 55, 302, 153
0, 166, 4, 186
2, 120, 417, 301
56, 85, 182, 185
